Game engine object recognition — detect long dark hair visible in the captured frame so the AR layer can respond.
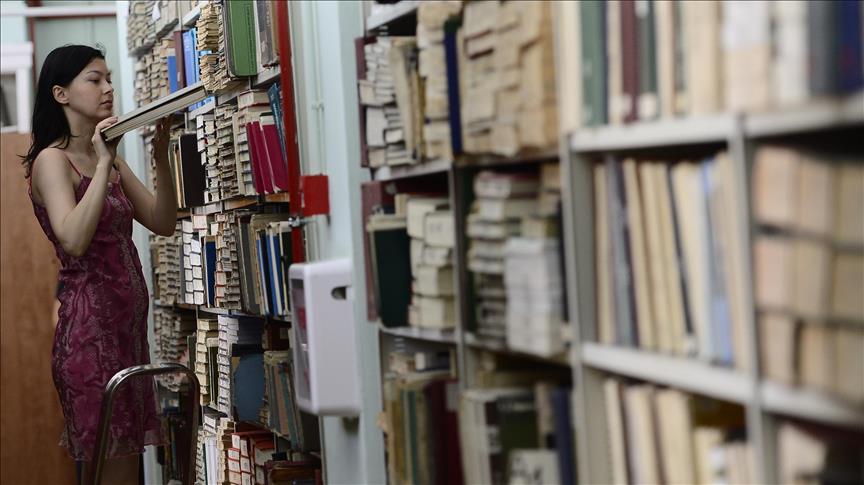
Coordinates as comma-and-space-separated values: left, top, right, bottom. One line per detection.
22, 44, 106, 178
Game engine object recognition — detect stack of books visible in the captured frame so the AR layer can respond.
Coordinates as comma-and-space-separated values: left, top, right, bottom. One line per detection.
505, 163, 566, 357
468, 170, 539, 343
215, 103, 240, 199
195, 113, 219, 203
233, 90, 271, 196
405, 196, 456, 329
571, 1, 863, 128
459, 381, 574, 485
213, 212, 242, 310
126, 0, 155, 54
183, 216, 209, 306
217, 316, 265, 419
152, 222, 183, 305
380, 349, 460, 485
196, 1, 222, 93
594, 153, 747, 368
460, 1, 498, 153
194, 317, 219, 407
153, 308, 196, 392
603, 379, 752, 485
360, 37, 415, 167
417, 1, 462, 161
752, 145, 864, 402
133, 57, 149, 107
263, 349, 321, 451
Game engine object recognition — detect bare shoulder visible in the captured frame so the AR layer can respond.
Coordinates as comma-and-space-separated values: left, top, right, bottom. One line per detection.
31, 148, 77, 203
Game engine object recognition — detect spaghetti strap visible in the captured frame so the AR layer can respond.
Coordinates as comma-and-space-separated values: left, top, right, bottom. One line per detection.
61, 151, 83, 177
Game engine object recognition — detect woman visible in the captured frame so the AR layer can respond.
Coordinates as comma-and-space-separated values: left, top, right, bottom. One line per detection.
23, 44, 177, 484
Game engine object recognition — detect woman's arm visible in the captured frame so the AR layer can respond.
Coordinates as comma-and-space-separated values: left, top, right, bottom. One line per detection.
34, 116, 120, 257
117, 118, 177, 236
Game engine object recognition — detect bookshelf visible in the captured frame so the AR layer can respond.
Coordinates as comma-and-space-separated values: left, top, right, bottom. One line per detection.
357, 2, 863, 485
127, 1, 322, 483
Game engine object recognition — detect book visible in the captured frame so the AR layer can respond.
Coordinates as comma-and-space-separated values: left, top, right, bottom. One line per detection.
102, 82, 208, 141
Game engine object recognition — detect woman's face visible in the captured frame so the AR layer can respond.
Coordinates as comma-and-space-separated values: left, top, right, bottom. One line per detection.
56, 58, 114, 121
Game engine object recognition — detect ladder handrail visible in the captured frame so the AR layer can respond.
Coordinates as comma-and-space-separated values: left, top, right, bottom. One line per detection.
92, 363, 200, 485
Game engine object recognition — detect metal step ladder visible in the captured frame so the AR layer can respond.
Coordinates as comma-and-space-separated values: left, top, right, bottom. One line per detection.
91, 363, 200, 485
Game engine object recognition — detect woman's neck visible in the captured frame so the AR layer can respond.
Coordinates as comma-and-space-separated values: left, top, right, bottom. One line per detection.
63, 109, 98, 158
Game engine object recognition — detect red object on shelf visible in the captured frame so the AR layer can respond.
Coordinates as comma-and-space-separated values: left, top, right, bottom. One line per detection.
275, 0, 305, 263
300, 175, 330, 217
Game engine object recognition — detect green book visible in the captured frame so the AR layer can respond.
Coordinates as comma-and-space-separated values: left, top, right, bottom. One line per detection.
579, 1, 607, 126
367, 216, 412, 327
224, 0, 258, 77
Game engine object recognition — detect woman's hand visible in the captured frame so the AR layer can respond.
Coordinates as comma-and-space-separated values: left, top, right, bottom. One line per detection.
151, 117, 171, 165
92, 116, 120, 169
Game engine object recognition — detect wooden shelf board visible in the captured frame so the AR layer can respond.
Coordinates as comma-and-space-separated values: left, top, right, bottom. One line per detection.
379, 325, 457, 345
264, 192, 291, 203
580, 342, 752, 404
372, 158, 452, 181
223, 196, 258, 210
366, 1, 420, 31
761, 381, 864, 428
744, 91, 864, 137
569, 115, 735, 153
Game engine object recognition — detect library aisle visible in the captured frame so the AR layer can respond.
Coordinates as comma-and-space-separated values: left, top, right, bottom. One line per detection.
1, 1, 862, 484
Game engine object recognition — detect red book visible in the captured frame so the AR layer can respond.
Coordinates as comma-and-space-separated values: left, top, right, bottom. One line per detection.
261, 115, 290, 192
246, 121, 274, 194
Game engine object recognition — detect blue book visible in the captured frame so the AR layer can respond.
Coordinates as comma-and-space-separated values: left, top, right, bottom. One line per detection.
167, 54, 179, 93
232, 352, 265, 422
182, 29, 197, 87
701, 159, 734, 365
267, 82, 288, 165
551, 388, 575, 485
443, 20, 463, 156
268, 229, 285, 316
265, 233, 280, 317
204, 237, 217, 307
838, 0, 863, 92
255, 232, 272, 315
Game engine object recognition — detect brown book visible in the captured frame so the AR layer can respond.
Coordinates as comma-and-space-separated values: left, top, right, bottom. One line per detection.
621, 0, 639, 123
799, 323, 832, 391
753, 145, 800, 229
792, 238, 830, 319
831, 326, 864, 402
830, 251, 864, 322
623, 159, 655, 350
795, 154, 834, 237
759, 312, 797, 386
754, 235, 794, 312
595, 164, 615, 344
834, 163, 864, 246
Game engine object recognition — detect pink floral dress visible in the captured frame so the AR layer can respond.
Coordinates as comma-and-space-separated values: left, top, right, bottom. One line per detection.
29, 154, 163, 461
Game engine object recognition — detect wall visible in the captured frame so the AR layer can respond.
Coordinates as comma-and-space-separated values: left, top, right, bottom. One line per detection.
0, 1, 27, 44
0, 132, 74, 485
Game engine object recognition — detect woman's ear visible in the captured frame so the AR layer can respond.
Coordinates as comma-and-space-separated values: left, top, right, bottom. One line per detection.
52, 85, 69, 105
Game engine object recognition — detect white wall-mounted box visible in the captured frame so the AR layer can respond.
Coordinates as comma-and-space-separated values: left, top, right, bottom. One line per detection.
288, 258, 360, 416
